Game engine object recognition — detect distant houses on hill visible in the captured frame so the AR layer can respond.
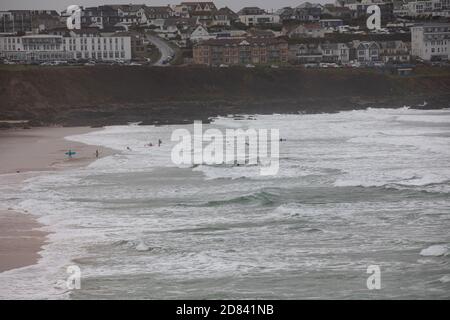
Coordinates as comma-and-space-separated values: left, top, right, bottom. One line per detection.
0, 2, 449, 65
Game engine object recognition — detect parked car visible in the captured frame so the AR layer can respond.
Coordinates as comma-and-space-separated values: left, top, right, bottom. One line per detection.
219, 64, 229, 68
53, 60, 68, 66
346, 61, 361, 68
245, 64, 255, 68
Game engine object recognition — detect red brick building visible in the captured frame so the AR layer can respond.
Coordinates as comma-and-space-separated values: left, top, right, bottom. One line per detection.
193, 38, 289, 66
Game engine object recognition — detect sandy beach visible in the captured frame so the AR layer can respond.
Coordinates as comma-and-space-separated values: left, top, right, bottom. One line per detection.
0, 126, 114, 273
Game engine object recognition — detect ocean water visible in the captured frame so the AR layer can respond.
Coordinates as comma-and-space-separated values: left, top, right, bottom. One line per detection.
0, 108, 449, 299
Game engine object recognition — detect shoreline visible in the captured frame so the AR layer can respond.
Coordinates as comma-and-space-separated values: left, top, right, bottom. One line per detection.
0, 126, 115, 273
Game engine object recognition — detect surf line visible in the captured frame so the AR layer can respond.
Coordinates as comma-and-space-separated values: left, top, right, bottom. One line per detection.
170, 120, 280, 176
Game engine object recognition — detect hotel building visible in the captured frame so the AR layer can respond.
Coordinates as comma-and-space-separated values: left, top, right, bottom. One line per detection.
193, 38, 288, 66
0, 34, 132, 62
411, 23, 450, 61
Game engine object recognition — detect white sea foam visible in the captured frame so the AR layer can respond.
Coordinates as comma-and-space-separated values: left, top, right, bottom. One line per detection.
420, 245, 448, 257
2, 108, 450, 299
135, 241, 151, 252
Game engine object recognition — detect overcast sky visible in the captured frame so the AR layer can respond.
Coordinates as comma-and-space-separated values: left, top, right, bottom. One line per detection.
0, 1, 333, 12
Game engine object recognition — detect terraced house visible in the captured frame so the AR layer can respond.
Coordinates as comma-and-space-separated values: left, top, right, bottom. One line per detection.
321, 42, 350, 63
193, 38, 288, 66
353, 41, 381, 62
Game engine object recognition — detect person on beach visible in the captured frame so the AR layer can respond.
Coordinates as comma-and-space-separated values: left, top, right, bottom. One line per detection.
158, 139, 162, 147
96, 150, 99, 158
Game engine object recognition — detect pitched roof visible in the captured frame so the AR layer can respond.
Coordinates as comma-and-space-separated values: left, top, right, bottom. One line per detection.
296, 2, 323, 9
180, 2, 217, 11
144, 6, 174, 14
286, 23, 323, 32
237, 7, 267, 15
216, 7, 238, 18
108, 4, 145, 12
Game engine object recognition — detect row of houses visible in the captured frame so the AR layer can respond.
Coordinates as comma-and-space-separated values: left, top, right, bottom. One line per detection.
290, 40, 411, 64
0, 10, 60, 33
192, 37, 412, 66
2, 1, 449, 34
0, 1, 449, 65
1, 24, 448, 65
1, 20, 448, 65
394, 0, 450, 18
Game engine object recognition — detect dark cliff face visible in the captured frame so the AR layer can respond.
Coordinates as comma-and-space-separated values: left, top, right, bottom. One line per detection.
1, 66, 450, 127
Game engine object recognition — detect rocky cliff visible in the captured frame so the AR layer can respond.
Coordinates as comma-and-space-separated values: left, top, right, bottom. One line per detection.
1, 65, 449, 127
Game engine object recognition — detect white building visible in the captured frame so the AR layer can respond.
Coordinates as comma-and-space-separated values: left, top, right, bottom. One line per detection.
0, 34, 131, 62
411, 23, 450, 61
238, 14, 280, 26
190, 25, 214, 42
284, 23, 326, 38
395, 0, 450, 17
354, 41, 381, 62
320, 43, 350, 63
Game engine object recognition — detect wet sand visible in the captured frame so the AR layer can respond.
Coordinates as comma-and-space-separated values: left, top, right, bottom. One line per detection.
0, 126, 114, 273
0, 210, 48, 273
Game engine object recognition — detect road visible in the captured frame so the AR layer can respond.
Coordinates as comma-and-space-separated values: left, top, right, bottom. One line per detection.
146, 34, 175, 66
